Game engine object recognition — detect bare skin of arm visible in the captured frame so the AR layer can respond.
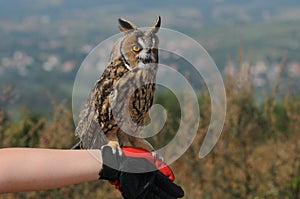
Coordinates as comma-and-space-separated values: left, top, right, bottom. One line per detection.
0, 148, 102, 194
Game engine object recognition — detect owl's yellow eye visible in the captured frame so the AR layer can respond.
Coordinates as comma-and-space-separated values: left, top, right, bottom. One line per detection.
132, 45, 141, 52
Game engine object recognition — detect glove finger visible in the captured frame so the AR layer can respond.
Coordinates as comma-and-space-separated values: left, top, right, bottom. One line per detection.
154, 171, 184, 198
119, 172, 153, 199
145, 191, 163, 199
119, 173, 141, 199
148, 184, 177, 199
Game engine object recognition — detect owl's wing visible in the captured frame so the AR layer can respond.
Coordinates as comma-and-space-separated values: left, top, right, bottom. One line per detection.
74, 85, 108, 149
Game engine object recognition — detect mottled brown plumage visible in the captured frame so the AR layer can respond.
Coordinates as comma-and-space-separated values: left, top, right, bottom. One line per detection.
74, 17, 161, 152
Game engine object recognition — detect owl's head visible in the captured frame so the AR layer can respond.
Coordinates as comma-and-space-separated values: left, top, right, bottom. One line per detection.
110, 17, 161, 70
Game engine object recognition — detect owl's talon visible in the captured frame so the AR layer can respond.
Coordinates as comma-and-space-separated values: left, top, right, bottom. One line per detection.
105, 141, 122, 155
118, 149, 123, 156
151, 151, 164, 162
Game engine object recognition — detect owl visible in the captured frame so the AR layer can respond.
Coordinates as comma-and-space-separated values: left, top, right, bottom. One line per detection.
73, 17, 161, 153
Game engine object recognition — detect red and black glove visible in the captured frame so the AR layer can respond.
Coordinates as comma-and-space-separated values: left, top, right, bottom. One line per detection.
99, 146, 184, 199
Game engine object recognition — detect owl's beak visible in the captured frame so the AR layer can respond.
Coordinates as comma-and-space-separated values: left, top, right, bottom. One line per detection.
137, 51, 156, 67
143, 55, 153, 64
139, 49, 155, 63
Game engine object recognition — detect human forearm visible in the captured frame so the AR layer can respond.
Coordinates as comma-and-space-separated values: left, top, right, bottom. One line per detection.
0, 148, 102, 193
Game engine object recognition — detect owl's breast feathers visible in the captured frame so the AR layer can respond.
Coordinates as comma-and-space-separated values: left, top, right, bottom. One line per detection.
75, 58, 157, 146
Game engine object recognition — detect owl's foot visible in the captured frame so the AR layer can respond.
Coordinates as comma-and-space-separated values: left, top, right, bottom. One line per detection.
151, 151, 164, 162
105, 141, 122, 156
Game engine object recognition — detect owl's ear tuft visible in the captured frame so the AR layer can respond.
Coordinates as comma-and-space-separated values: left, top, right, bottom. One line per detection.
151, 16, 161, 33
118, 18, 137, 32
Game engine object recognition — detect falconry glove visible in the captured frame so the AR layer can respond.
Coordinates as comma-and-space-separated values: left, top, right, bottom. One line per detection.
99, 146, 184, 199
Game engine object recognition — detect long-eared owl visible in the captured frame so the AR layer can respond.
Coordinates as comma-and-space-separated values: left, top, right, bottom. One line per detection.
74, 17, 161, 152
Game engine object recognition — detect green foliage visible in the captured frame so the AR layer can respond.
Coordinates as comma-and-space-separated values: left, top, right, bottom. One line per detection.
273, 103, 289, 133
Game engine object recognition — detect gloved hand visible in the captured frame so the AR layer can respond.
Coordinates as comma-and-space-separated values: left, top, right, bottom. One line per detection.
99, 146, 184, 199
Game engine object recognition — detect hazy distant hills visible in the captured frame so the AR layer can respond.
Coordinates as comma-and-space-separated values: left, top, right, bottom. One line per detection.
1, 0, 300, 25
0, 0, 299, 115
1, 0, 299, 60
